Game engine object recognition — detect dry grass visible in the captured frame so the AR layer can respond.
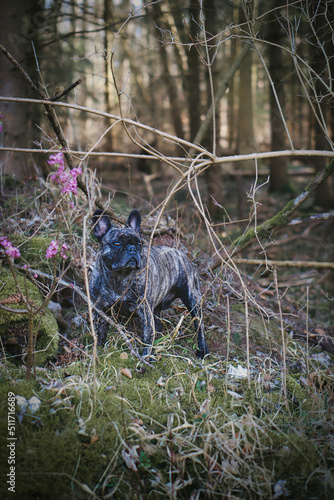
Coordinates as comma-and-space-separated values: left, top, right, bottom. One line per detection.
0, 168, 333, 499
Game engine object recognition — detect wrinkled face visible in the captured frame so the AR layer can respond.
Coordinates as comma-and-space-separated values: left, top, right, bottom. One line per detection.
100, 228, 142, 272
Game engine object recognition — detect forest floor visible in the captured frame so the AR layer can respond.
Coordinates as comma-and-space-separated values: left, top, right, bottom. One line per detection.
0, 161, 333, 499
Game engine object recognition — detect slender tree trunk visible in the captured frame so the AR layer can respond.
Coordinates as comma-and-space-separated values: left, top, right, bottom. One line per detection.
152, 3, 185, 140
311, 4, 334, 208
103, 0, 113, 152
267, 12, 289, 192
203, 0, 223, 219
168, 0, 202, 142
0, 0, 43, 179
237, 6, 256, 170
227, 37, 237, 150
187, 0, 201, 142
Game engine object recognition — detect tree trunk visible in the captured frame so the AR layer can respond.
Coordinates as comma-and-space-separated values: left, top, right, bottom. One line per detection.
203, 0, 223, 219
0, 0, 42, 180
187, 0, 201, 142
152, 2, 185, 139
311, 4, 334, 208
267, 12, 289, 192
103, 0, 113, 152
227, 37, 237, 150
237, 6, 256, 170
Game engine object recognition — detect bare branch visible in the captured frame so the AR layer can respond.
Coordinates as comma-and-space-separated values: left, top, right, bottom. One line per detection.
49, 78, 82, 101
207, 158, 334, 272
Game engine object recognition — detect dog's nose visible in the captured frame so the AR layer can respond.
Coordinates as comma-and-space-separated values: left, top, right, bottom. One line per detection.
128, 245, 137, 254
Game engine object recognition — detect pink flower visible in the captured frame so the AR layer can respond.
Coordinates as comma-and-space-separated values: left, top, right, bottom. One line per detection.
46, 240, 59, 259
6, 245, 21, 259
0, 236, 21, 259
60, 243, 69, 260
0, 236, 10, 247
48, 152, 65, 166
48, 152, 82, 196
34, 274, 38, 279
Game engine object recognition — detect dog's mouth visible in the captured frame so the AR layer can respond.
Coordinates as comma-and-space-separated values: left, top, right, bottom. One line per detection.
126, 256, 141, 269
104, 255, 141, 272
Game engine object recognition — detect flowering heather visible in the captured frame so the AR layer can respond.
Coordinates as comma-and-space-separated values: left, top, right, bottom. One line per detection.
46, 240, 69, 260
46, 240, 59, 259
48, 152, 64, 166
60, 243, 69, 260
48, 152, 82, 195
0, 236, 21, 259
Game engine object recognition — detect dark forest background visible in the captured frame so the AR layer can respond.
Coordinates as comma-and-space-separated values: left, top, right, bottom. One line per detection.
0, 0, 333, 214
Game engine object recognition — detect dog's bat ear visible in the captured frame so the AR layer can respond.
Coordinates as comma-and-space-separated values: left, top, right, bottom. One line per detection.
92, 210, 112, 241
127, 210, 141, 235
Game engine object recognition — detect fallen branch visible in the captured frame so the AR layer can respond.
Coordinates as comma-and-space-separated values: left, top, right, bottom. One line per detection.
289, 210, 334, 226
233, 257, 334, 270
207, 158, 334, 272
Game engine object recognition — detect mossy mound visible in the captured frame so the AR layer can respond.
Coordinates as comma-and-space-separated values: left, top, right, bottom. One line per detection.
0, 266, 59, 365
0, 349, 333, 500
9, 235, 63, 272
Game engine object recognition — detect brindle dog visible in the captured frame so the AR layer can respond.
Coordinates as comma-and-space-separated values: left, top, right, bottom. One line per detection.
89, 210, 208, 359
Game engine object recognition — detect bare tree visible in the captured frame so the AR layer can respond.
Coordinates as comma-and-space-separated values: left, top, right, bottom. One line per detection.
0, 0, 42, 179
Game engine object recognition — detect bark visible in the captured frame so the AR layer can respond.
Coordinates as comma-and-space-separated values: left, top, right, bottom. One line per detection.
267, 12, 289, 192
311, 3, 334, 208
237, 49, 255, 169
103, 0, 113, 152
190, 43, 250, 152
227, 37, 237, 150
0, 0, 43, 179
203, 0, 223, 218
152, 2, 185, 140
187, 0, 201, 142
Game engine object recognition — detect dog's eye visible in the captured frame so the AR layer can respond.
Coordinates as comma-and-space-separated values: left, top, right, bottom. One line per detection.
112, 242, 121, 247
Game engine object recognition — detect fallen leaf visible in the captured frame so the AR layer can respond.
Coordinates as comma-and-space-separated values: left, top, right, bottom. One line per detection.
90, 434, 99, 444
132, 418, 144, 426
121, 368, 132, 379
122, 446, 138, 471
120, 352, 128, 359
196, 399, 210, 417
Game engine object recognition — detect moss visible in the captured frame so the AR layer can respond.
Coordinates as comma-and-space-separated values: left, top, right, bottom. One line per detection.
0, 266, 59, 365
0, 342, 333, 500
266, 431, 327, 499
10, 235, 63, 271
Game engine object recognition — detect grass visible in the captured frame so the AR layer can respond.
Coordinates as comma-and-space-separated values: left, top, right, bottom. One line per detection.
0, 173, 333, 499
0, 343, 333, 499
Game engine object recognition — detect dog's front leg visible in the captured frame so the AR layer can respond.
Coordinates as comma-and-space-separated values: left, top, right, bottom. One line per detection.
137, 303, 156, 358
92, 309, 109, 345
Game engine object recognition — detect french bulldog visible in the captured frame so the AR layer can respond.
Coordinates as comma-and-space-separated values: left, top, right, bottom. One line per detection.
89, 209, 209, 359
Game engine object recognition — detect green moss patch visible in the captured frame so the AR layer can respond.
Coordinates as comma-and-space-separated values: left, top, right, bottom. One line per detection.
0, 266, 59, 365
0, 346, 333, 499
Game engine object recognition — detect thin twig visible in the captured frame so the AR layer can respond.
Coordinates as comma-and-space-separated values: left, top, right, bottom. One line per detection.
49, 78, 82, 101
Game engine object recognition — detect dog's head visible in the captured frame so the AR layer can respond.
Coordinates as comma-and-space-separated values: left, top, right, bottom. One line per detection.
92, 210, 142, 272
